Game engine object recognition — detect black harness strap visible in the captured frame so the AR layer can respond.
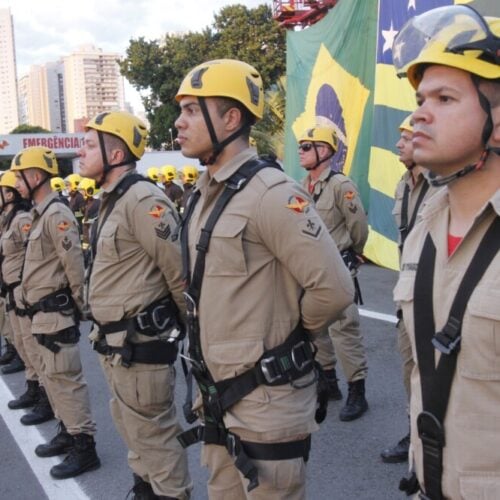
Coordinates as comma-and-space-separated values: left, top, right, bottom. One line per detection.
399, 180, 430, 251
413, 217, 499, 500
312, 169, 337, 203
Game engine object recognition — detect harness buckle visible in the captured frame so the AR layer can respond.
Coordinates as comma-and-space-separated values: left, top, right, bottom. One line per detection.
136, 311, 150, 331
54, 292, 70, 308
291, 341, 313, 371
260, 356, 281, 384
432, 316, 462, 355
151, 305, 170, 331
184, 292, 198, 318
226, 433, 237, 456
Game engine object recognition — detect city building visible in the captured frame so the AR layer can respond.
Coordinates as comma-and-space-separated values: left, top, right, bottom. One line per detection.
0, 8, 19, 133
63, 45, 125, 132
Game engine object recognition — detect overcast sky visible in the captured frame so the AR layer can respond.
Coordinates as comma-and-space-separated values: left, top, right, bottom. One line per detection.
1, 0, 269, 111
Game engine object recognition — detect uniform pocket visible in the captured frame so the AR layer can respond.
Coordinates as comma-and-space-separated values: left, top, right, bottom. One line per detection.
98, 221, 119, 261
26, 226, 44, 260
459, 289, 500, 380
44, 343, 82, 376
205, 215, 248, 277
136, 364, 175, 408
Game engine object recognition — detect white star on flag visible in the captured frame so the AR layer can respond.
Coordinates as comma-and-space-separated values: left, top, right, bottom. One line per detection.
408, 0, 416, 10
382, 21, 399, 54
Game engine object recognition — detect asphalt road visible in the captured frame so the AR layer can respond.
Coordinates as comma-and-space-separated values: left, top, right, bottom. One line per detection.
0, 263, 409, 499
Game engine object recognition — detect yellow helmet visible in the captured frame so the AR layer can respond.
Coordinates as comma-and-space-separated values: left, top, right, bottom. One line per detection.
10, 147, 59, 176
299, 126, 338, 152
160, 165, 177, 182
78, 177, 98, 199
50, 176, 65, 192
85, 111, 148, 160
147, 167, 161, 182
181, 165, 199, 183
0, 170, 17, 189
393, 6, 500, 89
65, 173, 82, 192
176, 59, 264, 120
399, 115, 414, 133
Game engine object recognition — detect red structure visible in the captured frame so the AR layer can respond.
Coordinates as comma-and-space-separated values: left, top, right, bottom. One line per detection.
272, 1, 338, 29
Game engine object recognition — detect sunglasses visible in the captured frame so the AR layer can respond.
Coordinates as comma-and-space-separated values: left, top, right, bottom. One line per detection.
299, 143, 314, 152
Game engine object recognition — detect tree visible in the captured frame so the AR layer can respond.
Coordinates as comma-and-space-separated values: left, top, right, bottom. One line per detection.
120, 4, 285, 150
10, 124, 50, 134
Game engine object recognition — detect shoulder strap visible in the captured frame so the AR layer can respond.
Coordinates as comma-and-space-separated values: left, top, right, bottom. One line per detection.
413, 216, 499, 499
312, 169, 339, 203
400, 181, 429, 248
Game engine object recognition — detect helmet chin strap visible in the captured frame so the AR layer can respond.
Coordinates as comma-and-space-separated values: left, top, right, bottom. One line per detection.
428, 149, 489, 187
198, 97, 251, 166
20, 170, 50, 201
95, 131, 133, 187
305, 144, 335, 171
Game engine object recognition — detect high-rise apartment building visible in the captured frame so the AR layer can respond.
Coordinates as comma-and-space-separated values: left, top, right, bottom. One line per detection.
63, 45, 125, 132
18, 62, 66, 132
0, 8, 19, 133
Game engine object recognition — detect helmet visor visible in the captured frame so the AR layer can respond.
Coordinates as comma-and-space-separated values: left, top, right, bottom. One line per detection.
393, 5, 498, 77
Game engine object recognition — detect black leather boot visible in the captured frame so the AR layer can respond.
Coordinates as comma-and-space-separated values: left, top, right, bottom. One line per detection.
131, 474, 157, 500
8, 379, 39, 409
50, 433, 100, 479
323, 368, 343, 400
1, 353, 25, 374
20, 386, 55, 425
339, 379, 368, 421
0, 340, 16, 365
380, 432, 410, 463
35, 422, 74, 457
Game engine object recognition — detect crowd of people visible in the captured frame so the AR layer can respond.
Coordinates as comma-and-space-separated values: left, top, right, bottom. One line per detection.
0, 5, 498, 499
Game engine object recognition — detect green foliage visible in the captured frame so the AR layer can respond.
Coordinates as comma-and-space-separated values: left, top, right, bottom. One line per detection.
120, 4, 286, 150
10, 124, 50, 134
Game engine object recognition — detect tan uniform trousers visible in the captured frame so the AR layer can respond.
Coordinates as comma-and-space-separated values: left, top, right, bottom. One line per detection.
396, 316, 413, 404
314, 303, 368, 382
100, 358, 192, 499
38, 337, 96, 436
0, 298, 13, 343
7, 308, 42, 382
202, 443, 306, 500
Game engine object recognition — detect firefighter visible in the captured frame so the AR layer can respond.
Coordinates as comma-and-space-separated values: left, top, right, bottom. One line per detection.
0, 170, 43, 406
79, 110, 192, 499
160, 165, 183, 210
380, 116, 440, 463
12, 146, 100, 480
393, 7, 500, 498
298, 125, 369, 421
178, 165, 198, 212
174, 58, 354, 498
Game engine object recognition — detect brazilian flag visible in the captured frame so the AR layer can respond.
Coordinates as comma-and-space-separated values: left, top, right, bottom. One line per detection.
284, 0, 499, 270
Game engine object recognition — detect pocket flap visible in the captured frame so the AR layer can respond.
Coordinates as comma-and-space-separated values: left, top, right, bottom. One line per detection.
468, 289, 500, 322
212, 215, 247, 238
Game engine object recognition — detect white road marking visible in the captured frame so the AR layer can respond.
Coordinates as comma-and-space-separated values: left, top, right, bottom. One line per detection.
0, 376, 90, 500
359, 308, 398, 325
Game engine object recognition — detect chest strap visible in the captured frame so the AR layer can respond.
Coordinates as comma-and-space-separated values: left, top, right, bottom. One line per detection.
412, 216, 499, 500
399, 180, 429, 252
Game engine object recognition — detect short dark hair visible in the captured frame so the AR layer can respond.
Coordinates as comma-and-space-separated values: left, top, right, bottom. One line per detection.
103, 133, 136, 164
214, 97, 255, 140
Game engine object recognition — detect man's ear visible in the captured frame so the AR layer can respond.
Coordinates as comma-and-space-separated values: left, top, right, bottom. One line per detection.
224, 107, 243, 133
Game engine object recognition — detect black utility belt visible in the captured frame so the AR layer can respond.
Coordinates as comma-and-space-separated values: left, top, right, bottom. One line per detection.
25, 287, 75, 319
93, 337, 178, 366
97, 295, 180, 338
34, 326, 80, 354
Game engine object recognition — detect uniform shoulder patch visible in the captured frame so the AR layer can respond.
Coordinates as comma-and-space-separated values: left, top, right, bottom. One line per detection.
286, 195, 310, 214
298, 216, 323, 240
57, 220, 71, 231
155, 222, 171, 240
61, 236, 72, 251
148, 204, 166, 219
21, 223, 31, 233
344, 191, 355, 201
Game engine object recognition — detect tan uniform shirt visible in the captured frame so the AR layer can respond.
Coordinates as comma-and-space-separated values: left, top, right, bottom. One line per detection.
89, 169, 184, 327
22, 191, 84, 333
187, 148, 354, 442
392, 169, 439, 252
302, 168, 368, 254
0, 209, 32, 286
394, 189, 500, 499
